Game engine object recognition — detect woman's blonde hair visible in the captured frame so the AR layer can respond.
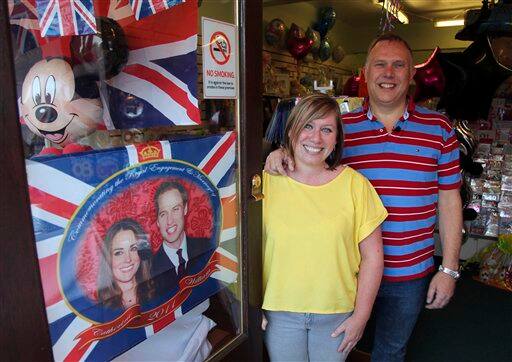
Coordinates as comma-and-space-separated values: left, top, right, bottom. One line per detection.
283, 93, 344, 170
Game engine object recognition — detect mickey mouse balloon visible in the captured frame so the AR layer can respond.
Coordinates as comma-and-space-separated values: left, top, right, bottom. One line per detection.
18, 58, 103, 155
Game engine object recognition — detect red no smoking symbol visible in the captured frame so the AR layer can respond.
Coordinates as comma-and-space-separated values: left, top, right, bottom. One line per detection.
209, 31, 231, 65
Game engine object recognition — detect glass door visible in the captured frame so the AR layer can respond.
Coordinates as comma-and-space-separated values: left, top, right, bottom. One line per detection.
0, 0, 262, 360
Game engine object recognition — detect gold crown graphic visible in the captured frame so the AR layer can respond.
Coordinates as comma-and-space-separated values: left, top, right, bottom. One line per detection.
139, 145, 161, 160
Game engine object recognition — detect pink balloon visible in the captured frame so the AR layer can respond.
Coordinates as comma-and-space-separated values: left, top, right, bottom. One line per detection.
286, 23, 314, 60
414, 47, 446, 102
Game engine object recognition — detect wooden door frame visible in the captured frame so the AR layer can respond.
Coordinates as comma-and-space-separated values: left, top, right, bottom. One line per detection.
227, 0, 264, 359
0, 0, 53, 359
0, 0, 262, 360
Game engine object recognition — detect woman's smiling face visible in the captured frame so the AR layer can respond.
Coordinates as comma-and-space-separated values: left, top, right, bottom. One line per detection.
293, 112, 338, 167
111, 229, 140, 284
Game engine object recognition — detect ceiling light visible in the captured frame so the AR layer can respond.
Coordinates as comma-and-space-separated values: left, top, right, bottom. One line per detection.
434, 19, 465, 28
374, 0, 409, 24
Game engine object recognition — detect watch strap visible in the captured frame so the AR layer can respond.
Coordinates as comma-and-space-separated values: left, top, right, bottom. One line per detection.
438, 265, 460, 280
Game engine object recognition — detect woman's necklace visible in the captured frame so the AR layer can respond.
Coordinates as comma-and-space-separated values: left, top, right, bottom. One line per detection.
122, 286, 137, 307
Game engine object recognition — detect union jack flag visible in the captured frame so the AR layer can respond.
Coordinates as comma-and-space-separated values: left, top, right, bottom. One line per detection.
36, 0, 97, 37
101, 0, 200, 128
27, 133, 238, 361
129, 0, 183, 20
9, 0, 45, 49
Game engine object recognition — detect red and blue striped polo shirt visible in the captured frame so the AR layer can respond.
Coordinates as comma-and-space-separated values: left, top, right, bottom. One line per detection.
342, 99, 461, 282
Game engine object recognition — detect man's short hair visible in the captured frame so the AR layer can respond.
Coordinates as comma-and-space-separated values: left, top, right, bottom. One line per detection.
154, 181, 189, 214
366, 32, 413, 64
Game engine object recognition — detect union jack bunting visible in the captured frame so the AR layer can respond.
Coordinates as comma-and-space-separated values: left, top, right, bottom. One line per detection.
35, 0, 97, 37
27, 133, 238, 360
9, 0, 45, 48
101, 0, 200, 128
129, 0, 184, 20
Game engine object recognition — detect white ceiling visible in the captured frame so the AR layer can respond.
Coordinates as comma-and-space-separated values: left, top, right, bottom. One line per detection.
263, 0, 485, 26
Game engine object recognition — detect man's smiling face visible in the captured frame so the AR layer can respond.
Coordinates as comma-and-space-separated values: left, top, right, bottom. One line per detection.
156, 188, 187, 249
365, 40, 416, 109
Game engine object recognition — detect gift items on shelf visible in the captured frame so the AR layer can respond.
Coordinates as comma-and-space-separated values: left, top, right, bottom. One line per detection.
468, 235, 512, 292
468, 142, 512, 237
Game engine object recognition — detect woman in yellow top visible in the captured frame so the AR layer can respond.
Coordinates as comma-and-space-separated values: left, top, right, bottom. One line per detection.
262, 93, 387, 361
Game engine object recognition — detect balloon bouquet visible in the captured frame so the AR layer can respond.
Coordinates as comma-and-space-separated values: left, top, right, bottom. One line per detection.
264, 7, 344, 64
313, 7, 335, 62
17, 17, 128, 156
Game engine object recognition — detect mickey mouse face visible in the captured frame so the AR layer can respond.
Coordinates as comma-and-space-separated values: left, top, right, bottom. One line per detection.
19, 58, 102, 147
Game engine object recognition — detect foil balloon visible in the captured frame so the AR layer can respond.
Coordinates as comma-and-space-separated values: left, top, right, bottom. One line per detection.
438, 37, 512, 120
314, 7, 336, 38
413, 47, 445, 102
265, 18, 286, 47
286, 23, 313, 60
490, 35, 512, 70
303, 53, 314, 63
318, 38, 331, 62
18, 58, 103, 154
306, 27, 321, 53
70, 17, 128, 80
332, 45, 345, 63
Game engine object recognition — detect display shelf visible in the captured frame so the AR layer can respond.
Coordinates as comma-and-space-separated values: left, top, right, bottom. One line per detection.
467, 233, 499, 241
472, 276, 512, 293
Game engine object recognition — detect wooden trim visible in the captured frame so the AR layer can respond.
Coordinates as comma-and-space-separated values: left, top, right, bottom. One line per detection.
0, 1, 53, 360
228, 0, 264, 360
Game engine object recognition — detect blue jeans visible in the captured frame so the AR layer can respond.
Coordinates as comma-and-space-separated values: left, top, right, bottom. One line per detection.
371, 277, 430, 362
264, 310, 351, 361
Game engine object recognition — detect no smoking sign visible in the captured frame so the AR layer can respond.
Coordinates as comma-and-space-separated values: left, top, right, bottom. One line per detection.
202, 17, 238, 99
209, 31, 231, 65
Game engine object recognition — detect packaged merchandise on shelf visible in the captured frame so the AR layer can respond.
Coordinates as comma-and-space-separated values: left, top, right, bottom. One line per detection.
27, 134, 238, 361
468, 137, 512, 236
477, 235, 512, 291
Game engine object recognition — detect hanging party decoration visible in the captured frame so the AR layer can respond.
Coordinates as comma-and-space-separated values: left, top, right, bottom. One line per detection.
129, 0, 184, 20
413, 47, 445, 102
318, 38, 331, 62
489, 35, 512, 71
286, 23, 313, 60
18, 58, 104, 155
332, 45, 345, 63
35, 0, 98, 37
438, 36, 512, 120
378, 0, 403, 33
265, 18, 286, 47
314, 7, 336, 38
306, 27, 321, 53
303, 52, 314, 63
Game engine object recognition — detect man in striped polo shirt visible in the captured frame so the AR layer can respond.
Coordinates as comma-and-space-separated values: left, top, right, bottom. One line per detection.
265, 33, 462, 361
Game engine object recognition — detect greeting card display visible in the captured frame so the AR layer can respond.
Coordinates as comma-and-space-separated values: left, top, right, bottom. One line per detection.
27, 133, 238, 360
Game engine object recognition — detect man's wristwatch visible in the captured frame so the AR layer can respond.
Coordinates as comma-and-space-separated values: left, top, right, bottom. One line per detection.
438, 265, 461, 280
